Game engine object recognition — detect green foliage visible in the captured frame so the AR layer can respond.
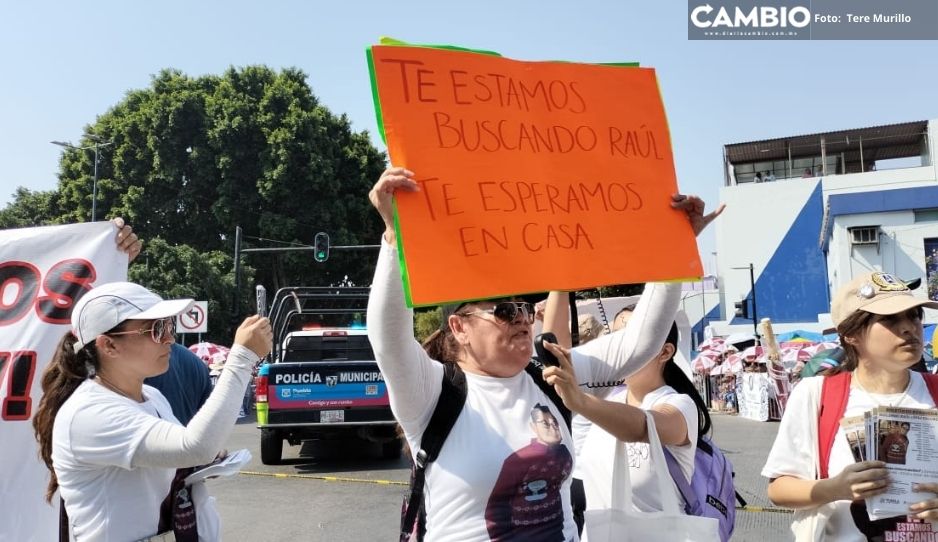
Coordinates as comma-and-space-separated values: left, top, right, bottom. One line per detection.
53, 66, 386, 290
3, 66, 388, 339
414, 308, 443, 343
593, 284, 645, 298
128, 237, 255, 343
0, 188, 61, 229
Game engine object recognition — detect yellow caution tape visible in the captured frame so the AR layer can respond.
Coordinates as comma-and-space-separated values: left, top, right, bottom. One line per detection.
737, 505, 793, 514
240, 471, 793, 512
240, 470, 408, 486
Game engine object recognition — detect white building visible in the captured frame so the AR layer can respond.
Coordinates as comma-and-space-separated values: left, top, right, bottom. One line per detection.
706, 119, 938, 336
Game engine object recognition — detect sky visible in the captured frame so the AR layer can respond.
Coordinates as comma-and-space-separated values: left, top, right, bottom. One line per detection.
1, 1, 936, 266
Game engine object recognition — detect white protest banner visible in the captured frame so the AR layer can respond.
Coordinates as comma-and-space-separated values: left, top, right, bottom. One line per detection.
0, 222, 126, 541
737, 372, 770, 422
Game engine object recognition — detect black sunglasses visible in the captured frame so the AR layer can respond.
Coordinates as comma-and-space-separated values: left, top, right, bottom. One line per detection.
459, 302, 535, 325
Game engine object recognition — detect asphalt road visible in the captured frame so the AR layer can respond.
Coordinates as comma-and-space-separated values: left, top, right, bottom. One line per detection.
211, 412, 793, 541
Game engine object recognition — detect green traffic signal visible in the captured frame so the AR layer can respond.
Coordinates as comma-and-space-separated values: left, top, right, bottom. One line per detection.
314, 232, 329, 263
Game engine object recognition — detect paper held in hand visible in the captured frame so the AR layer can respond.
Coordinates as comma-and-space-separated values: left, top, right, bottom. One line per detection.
184, 448, 252, 485
842, 407, 938, 520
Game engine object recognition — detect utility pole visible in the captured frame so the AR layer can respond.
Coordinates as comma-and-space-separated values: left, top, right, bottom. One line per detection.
232, 226, 242, 324
51, 135, 114, 221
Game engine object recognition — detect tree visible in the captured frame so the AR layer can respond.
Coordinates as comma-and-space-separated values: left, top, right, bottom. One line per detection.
0, 188, 61, 229
6, 66, 389, 336
414, 308, 443, 344
128, 237, 255, 345
593, 284, 645, 298
52, 66, 386, 291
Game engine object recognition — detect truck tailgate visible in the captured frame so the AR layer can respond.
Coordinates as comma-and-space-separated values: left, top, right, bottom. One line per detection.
265, 362, 393, 425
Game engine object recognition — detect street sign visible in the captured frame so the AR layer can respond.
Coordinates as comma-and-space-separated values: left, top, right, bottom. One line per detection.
177, 301, 208, 334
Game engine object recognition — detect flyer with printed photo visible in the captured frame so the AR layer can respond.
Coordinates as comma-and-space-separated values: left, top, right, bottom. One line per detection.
840, 415, 867, 462
865, 407, 938, 520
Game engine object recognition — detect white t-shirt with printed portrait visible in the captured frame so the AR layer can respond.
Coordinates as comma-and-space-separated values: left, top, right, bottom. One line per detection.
367, 239, 683, 542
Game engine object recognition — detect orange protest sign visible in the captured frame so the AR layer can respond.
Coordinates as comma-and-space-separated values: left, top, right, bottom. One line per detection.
368, 44, 702, 307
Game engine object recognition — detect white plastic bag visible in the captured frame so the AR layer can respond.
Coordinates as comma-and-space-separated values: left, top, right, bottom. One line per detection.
581, 411, 720, 542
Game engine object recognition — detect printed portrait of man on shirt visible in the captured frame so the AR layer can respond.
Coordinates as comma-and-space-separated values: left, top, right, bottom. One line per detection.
484, 403, 572, 541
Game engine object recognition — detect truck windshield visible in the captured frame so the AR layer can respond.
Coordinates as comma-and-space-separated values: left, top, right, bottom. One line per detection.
282, 334, 375, 362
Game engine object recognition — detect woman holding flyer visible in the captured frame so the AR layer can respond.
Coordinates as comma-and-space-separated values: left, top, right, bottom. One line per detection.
762, 272, 938, 540
366, 167, 720, 541
32, 282, 272, 541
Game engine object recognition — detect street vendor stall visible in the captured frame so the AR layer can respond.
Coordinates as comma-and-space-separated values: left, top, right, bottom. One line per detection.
693, 325, 842, 421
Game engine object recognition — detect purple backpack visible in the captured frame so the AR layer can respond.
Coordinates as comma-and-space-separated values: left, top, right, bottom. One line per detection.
663, 436, 739, 542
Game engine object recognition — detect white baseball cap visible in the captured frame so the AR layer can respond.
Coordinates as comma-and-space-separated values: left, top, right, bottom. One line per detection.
71, 282, 194, 353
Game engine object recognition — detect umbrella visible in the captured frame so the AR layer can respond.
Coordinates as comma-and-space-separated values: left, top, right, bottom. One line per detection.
692, 353, 719, 374
188, 342, 230, 366
741, 345, 766, 361
779, 340, 812, 349
800, 347, 845, 378
724, 356, 744, 373
697, 337, 723, 351
779, 346, 813, 363
724, 352, 744, 367
803, 341, 840, 357
775, 330, 822, 343
697, 338, 738, 355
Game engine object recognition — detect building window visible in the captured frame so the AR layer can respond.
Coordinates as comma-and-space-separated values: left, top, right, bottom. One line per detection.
926, 238, 938, 301
915, 209, 938, 223
849, 226, 879, 245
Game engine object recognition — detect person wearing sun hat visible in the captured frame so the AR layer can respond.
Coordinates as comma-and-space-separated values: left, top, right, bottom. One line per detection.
32, 281, 273, 542
762, 271, 938, 540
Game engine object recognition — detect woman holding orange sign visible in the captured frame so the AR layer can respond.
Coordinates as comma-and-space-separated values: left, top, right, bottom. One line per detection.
367, 166, 720, 541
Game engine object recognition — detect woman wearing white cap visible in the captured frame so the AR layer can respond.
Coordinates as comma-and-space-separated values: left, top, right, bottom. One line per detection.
762, 271, 938, 540
32, 281, 272, 542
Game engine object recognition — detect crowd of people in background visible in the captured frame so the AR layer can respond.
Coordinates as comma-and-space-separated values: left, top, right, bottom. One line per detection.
17, 163, 938, 542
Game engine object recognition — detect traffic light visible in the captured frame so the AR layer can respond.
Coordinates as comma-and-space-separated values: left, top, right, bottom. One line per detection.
734, 300, 750, 319
314, 232, 330, 263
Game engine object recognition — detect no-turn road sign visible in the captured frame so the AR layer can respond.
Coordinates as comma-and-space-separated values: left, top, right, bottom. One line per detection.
177, 301, 208, 334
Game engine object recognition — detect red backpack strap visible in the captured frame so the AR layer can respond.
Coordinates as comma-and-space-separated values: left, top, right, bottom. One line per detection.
818, 372, 852, 479
923, 373, 938, 406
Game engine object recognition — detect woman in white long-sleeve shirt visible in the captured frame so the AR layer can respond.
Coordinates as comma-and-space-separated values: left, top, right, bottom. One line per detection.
33, 281, 272, 541
366, 167, 714, 541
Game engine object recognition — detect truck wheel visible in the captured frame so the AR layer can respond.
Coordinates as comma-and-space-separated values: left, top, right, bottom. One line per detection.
380, 439, 402, 460
260, 428, 283, 465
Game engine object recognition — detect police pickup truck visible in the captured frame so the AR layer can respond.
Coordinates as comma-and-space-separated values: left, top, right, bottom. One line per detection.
254, 287, 398, 464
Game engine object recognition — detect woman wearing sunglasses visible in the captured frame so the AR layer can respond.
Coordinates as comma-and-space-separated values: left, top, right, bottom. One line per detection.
33, 281, 272, 541
367, 167, 721, 541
